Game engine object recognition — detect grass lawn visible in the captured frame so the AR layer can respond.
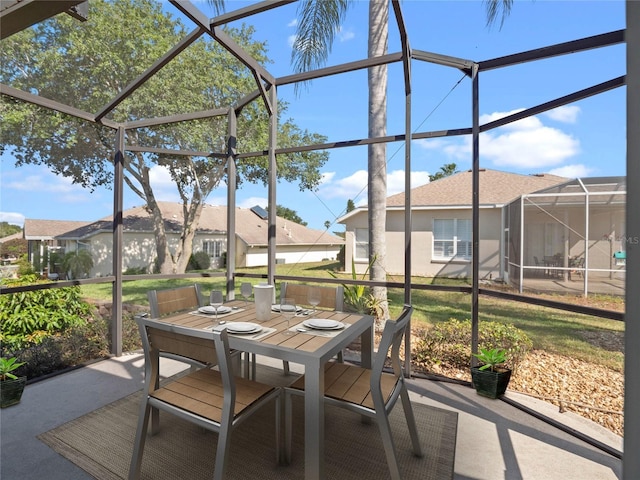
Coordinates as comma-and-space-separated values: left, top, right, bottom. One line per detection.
80, 261, 624, 372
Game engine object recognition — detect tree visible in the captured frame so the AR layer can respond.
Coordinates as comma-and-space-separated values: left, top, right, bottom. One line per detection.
275, 205, 307, 226
0, 238, 27, 258
290, 0, 514, 323
1, 0, 328, 274
292, 0, 391, 321
345, 199, 356, 213
62, 250, 94, 280
429, 163, 458, 182
0, 222, 21, 238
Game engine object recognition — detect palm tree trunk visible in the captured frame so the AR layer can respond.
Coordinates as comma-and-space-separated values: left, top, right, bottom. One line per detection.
367, 0, 389, 324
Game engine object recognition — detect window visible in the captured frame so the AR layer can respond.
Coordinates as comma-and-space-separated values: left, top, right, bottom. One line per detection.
203, 240, 223, 259
354, 228, 369, 260
433, 219, 471, 260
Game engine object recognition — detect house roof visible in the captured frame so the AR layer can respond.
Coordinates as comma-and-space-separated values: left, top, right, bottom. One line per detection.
0, 231, 24, 243
387, 169, 568, 208
23, 219, 91, 240
53, 202, 343, 247
337, 169, 568, 223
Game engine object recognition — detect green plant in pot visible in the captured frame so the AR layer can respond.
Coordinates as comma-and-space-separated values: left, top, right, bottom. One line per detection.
470, 348, 512, 399
0, 357, 27, 408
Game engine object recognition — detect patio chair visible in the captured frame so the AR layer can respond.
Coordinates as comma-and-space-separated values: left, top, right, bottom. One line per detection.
533, 256, 542, 277
283, 305, 423, 480
147, 284, 205, 318
279, 281, 344, 311
128, 316, 282, 480
147, 284, 251, 378
278, 282, 345, 375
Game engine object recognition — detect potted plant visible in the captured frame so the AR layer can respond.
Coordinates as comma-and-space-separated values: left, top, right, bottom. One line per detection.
1, 357, 27, 408
470, 347, 512, 399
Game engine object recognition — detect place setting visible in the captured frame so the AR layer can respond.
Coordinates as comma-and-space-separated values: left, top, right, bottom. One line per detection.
190, 290, 245, 322
290, 318, 350, 337
211, 321, 276, 340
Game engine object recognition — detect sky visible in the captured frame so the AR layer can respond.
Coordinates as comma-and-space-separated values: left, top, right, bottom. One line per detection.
0, 0, 627, 231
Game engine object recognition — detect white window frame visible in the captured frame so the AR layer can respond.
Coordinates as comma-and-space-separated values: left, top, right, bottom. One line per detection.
354, 228, 369, 261
432, 218, 471, 261
203, 240, 223, 259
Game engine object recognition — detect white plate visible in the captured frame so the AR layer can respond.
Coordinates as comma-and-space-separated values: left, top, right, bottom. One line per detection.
302, 319, 345, 330
225, 322, 262, 334
271, 305, 303, 312
198, 305, 232, 314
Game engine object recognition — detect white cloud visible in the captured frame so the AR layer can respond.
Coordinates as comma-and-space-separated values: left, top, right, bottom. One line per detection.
415, 138, 451, 151
287, 34, 297, 48
387, 170, 431, 196
287, 18, 297, 27
319, 169, 431, 203
320, 171, 335, 184
445, 109, 580, 169
544, 105, 581, 124
336, 26, 355, 42
7, 173, 76, 194
547, 164, 593, 178
239, 197, 268, 209
0, 212, 25, 227
148, 165, 180, 202
321, 169, 368, 201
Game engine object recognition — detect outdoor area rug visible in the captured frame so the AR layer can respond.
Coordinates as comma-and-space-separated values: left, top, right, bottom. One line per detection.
39, 390, 457, 480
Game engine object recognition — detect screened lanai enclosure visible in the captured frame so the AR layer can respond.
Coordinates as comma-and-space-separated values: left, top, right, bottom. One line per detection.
505, 176, 627, 296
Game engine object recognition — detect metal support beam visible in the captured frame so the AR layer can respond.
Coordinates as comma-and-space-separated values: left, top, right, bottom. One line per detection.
95, 28, 206, 122
0, 84, 119, 129
479, 29, 625, 71
210, 0, 296, 27
267, 86, 277, 286
125, 107, 229, 129
624, 3, 640, 478
111, 127, 125, 356
226, 108, 238, 300
412, 49, 475, 74
481, 77, 625, 132
394, 0, 413, 377
470, 65, 480, 365
277, 52, 403, 86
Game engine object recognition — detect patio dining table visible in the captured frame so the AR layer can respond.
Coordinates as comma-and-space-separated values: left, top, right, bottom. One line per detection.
153, 299, 374, 480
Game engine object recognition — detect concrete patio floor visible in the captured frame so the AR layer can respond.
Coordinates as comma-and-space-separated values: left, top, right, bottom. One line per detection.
1, 353, 622, 480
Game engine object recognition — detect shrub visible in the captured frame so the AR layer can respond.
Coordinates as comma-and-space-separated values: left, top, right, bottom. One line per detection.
16, 254, 34, 276
62, 250, 94, 279
1, 309, 141, 380
413, 318, 532, 374
0, 275, 94, 349
124, 266, 147, 275
187, 251, 211, 271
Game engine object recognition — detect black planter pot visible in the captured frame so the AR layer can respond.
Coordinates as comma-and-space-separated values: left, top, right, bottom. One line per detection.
1, 376, 27, 408
470, 366, 511, 399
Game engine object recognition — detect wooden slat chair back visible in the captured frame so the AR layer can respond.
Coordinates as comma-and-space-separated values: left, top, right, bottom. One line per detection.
148, 284, 204, 318
280, 282, 344, 311
284, 305, 423, 480
278, 282, 345, 375
128, 317, 282, 480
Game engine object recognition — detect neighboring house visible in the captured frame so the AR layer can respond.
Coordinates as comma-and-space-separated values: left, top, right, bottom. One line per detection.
338, 169, 567, 279
504, 175, 626, 290
24, 203, 343, 278
23, 219, 92, 275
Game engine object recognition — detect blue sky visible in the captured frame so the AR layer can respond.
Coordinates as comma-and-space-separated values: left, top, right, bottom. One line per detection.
0, 0, 627, 230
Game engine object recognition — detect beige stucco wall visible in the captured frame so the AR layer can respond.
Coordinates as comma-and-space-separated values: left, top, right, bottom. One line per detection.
87, 232, 229, 276
343, 207, 502, 279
